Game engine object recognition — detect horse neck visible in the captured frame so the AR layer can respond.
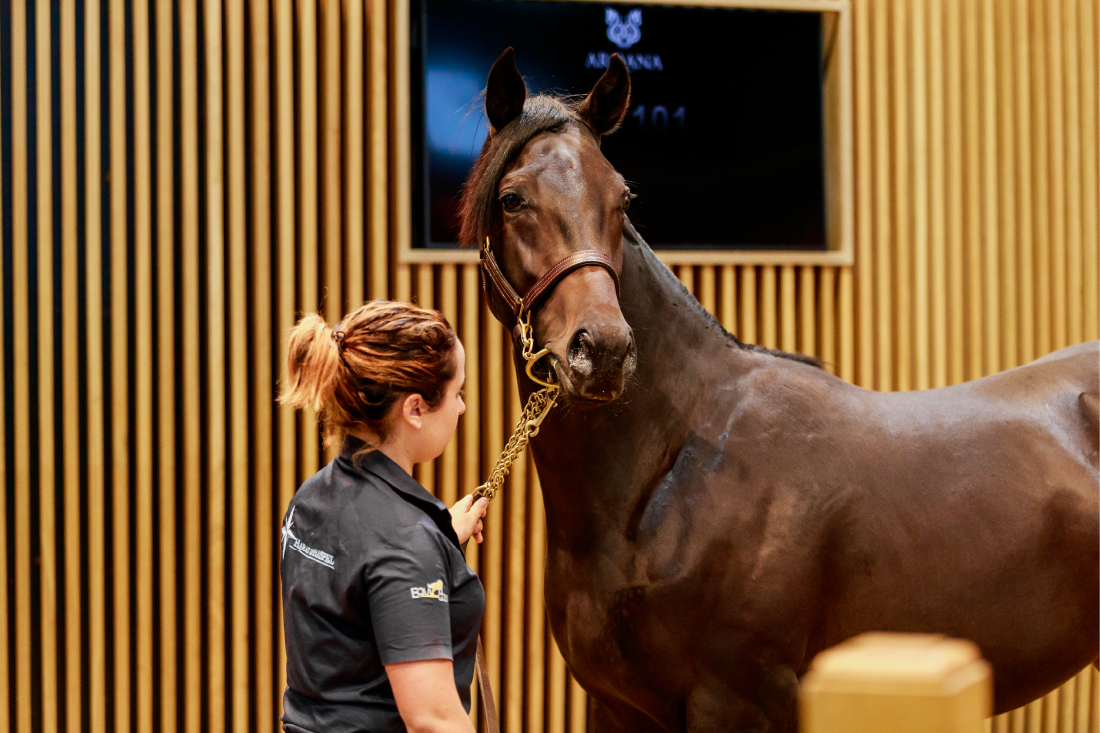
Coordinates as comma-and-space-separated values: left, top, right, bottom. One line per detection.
515, 230, 747, 554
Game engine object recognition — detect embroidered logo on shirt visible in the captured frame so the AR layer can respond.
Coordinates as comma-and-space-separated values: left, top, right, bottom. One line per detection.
281, 507, 336, 570
410, 579, 449, 601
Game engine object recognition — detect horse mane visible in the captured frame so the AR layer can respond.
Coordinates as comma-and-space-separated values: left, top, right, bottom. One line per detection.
458, 93, 823, 369
458, 95, 576, 247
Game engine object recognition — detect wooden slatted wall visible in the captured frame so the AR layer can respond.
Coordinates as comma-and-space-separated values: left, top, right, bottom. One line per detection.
0, 0, 1097, 732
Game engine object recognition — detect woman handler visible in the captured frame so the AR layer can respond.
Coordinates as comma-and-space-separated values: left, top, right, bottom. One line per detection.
279, 300, 489, 733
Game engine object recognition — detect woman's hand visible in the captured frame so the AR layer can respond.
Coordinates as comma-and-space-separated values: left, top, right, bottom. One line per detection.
449, 495, 488, 545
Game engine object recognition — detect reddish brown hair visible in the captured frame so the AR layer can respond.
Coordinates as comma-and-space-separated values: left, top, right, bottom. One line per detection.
280, 300, 458, 448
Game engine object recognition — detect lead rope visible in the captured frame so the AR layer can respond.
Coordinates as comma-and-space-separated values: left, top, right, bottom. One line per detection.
472, 310, 558, 733
472, 310, 559, 501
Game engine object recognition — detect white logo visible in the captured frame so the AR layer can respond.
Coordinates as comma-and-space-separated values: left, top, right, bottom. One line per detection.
281, 507, 336, 570
606, 8, 642, 50
410, 579, 449, 602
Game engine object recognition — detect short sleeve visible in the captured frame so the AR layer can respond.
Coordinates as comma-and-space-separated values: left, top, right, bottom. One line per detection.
366, 521, 455, 666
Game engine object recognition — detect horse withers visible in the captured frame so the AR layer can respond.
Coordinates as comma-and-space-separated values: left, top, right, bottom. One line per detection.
461, 48, 1100, 733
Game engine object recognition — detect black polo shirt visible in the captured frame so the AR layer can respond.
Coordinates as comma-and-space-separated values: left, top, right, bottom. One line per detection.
281, 436, 485, 733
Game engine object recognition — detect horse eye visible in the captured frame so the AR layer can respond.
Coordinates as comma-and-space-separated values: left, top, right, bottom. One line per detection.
622, 194, 633, 212
501, 193, 523, 212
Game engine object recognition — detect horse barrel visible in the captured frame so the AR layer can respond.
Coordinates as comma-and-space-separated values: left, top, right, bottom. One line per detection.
801, 633, 993, 733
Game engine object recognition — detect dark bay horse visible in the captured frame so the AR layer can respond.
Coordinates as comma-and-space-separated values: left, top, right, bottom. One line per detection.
461, 49, 1100, 732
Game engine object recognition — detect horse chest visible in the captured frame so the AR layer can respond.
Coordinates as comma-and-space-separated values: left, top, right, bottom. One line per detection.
544, 549, 690, 708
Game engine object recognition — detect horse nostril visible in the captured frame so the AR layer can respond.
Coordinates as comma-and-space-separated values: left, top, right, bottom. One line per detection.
568, 330, 594, 376
623, 333, 638, 374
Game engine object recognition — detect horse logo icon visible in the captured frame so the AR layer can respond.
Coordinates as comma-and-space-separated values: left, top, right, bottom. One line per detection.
605, 8, 642, 50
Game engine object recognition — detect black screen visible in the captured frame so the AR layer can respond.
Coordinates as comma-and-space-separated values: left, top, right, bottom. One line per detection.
410, 0, 827, 251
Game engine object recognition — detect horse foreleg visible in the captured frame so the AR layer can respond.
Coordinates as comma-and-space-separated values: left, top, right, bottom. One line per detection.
684, 669, 799, 733
589, 695, 674, 733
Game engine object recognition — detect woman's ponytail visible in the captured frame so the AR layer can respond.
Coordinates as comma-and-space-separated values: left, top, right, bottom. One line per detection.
281, 313, 343, 413
280, 301, 457, 449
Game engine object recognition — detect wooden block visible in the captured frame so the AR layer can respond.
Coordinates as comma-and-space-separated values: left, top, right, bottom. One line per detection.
801, 633, 992, 733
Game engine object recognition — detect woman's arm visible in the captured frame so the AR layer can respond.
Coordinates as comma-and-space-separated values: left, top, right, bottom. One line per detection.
386, 659, 477, 733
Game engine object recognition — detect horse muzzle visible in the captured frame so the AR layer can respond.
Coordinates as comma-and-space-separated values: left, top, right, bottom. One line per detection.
555, 325, 637, 403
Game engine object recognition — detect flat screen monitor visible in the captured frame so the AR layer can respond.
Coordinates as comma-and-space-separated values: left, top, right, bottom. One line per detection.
409, 0, 831, 253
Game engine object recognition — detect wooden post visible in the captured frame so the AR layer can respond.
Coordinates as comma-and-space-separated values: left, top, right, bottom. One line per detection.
801, 633, 992, 733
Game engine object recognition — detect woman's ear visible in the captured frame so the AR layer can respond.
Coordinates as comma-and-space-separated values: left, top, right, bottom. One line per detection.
486, 47, 527, 135
400, 393, 424, 430
577, 53, 631, 137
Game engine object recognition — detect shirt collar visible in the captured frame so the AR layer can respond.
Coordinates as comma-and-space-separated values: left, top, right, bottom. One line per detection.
338, 436, 460, 549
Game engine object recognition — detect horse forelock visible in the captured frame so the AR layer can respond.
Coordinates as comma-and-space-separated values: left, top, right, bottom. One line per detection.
457, 95, 581, 248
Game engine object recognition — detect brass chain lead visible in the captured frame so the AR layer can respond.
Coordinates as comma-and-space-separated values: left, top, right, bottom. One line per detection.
473, 312, 559, 501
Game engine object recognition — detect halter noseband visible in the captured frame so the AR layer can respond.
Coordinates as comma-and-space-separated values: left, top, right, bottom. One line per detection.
479, 237, 621, 318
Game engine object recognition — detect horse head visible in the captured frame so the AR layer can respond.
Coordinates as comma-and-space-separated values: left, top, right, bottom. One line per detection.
460, 48, 637, 404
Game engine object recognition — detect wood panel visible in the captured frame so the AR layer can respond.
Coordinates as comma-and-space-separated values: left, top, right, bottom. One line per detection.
3, 1, 1097, 731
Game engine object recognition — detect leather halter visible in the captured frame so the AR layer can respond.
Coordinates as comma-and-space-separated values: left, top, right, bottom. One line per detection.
480, 237, 621, 317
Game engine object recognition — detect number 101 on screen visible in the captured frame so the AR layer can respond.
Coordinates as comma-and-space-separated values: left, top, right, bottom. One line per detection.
630, 105, 685, 133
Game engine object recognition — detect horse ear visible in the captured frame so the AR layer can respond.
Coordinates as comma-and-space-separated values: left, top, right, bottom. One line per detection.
578, 53, 631, 136
486, 47, 527, 135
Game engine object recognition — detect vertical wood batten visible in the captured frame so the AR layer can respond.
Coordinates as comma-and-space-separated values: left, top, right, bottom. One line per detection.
483, 316, 505, 702
820, 267, 836, 369
460, 267, 481, 728
346, 0, 365, 307
322, 0, 342, 328
872, 0, 892, 391
910, 0, 930, 391
504, 360, 527, 733
0, 50, 7, 729
568, 677, 587, 733
132, 0, 155, 728
439, 265, 459, 506
299, 0, 320, 478
526, 467, 547, 733
179, 1, 203, 728
548, 638, 567, 733
1081, 0, 1099, 341
1062, 0, 1082, 347
204, 0, 228, 727
760, 267, 777, 349
720, 265, 735, 333
155, 0, 178, 727
1013, 0, 1035, 365
249, 0, 275, 725
853, 0, 873, 388
368, 0, 389, 299
995, 0, 1017, 369
945, 0, 965, 385
980, 0, 1000, 374
739, 266, 756, 344
892, 0, 912, 391
415, 266, 436, 492
10, 1, 31, 729
275, 0, 297, 702
1047, 0, 1067, 352
779, 264, 796, 353
225, 0, 249, 728
928, 0, 947, 388
699, 265, 716, 316
837, 268, 854, 381
1029, 0, 1052, 359
798, 267, 815, 358
35, 0, 59, 728
84, 0, 108, 727
109, 0, 133, 725
963, 0, 983, 378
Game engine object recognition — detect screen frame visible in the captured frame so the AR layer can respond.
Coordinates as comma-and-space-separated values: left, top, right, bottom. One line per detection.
394, 0, 853, 266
